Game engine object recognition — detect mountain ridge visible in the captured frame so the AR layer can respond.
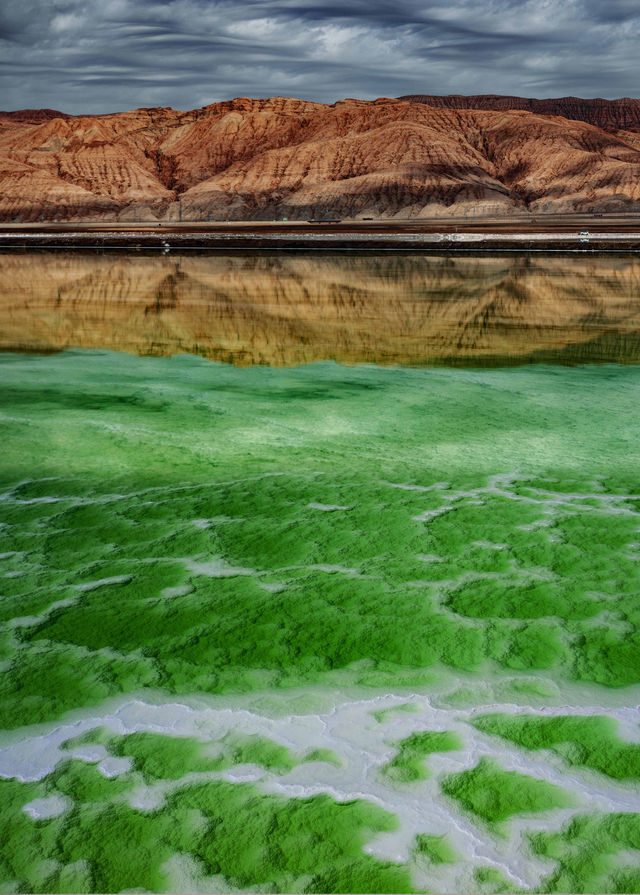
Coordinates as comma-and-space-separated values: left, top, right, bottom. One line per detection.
2, 94, 640, 221
399, 94, 640, 132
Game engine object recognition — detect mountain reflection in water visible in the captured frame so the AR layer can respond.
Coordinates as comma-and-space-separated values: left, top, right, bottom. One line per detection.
2, 252, 640, 366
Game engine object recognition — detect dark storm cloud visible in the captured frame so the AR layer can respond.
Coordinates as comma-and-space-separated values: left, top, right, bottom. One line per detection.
1, 0, 639, 114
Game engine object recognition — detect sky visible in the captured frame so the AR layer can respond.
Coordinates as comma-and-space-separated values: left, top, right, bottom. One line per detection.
1, 0, 639, 114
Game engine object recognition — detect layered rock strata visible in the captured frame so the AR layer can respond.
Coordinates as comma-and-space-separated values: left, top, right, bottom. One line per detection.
3, 95, 640, 221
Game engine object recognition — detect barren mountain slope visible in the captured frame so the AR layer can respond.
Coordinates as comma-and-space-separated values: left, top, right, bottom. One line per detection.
2, 96, 640, 221
180, 103, 640, 219
400, 94, 640, 133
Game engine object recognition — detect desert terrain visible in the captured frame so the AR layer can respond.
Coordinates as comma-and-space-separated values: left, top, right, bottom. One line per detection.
3, 95, 640, 222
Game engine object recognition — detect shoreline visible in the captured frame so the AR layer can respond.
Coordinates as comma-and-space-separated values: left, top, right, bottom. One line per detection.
4, 218, 640, 251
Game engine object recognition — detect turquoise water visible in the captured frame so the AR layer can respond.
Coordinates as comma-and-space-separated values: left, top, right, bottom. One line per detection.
1, 254, 640, 893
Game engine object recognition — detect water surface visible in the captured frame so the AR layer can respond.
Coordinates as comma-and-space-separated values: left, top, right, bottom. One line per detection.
2, 251, 640, 364
1, 253, 640, 894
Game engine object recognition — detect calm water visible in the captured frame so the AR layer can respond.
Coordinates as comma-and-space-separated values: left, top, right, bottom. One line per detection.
2, 251, 640, 364
1, 252, 640, 894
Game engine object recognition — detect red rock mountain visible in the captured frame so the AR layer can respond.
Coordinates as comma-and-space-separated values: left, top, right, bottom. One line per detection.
400, 94, 640, 133
2, 95, 640, 221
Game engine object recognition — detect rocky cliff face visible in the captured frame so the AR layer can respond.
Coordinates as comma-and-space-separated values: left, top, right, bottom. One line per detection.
400, 94, 640, 133
3, 95, 640, 221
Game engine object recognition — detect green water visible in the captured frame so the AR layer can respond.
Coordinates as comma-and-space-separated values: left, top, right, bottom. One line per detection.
2, 264, 640, 893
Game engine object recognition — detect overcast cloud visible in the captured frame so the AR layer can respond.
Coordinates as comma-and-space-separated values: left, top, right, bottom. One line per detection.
1, 0, 639, 113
